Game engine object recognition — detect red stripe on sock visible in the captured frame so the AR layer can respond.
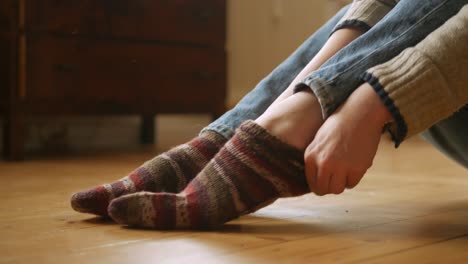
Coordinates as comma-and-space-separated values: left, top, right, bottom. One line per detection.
129, 170, 145, 191
189, 137, 218, 160
94, 186, 111, 216
152, 194, 176, 229
185, 182, 203, 228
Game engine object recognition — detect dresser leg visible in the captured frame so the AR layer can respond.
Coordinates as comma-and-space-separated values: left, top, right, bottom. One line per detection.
140, 115, 155, 145
4, 114, 24, 161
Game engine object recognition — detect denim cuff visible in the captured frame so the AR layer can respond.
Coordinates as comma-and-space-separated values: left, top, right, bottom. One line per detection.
330, 19, 372, 36
294, 77, 337, 120
199, 123, 233, 140
331, 0, 398, 36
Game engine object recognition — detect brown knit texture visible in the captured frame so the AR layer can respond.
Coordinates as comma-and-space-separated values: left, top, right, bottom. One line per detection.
71, 130, 227, 216
108, 121, 309, 229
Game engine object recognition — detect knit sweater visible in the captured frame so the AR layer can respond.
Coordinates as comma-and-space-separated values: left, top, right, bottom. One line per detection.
363, 5, 468, 146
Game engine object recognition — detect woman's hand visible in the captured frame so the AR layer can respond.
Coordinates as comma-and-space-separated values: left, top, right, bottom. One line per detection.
304, 83, 393, 195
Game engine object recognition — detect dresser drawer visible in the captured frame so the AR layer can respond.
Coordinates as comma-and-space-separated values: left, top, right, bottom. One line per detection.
26, 35, 225, 112
0, 0, 14, 32
25, 0, 225, 47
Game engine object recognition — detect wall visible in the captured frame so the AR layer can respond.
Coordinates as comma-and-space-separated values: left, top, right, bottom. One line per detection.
227, 0, 345, 104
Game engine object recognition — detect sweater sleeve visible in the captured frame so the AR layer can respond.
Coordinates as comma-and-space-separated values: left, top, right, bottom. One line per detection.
332, 0, 399, 33
362, 5, 468, 147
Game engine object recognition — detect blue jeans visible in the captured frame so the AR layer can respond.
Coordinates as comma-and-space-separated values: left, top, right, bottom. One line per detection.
201, 6, 350, 139
203, 0, 468, 168
421, 106, 468, 168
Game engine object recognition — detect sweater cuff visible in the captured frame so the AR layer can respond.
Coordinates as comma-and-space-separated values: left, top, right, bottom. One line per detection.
362, 73, 404, 147
331, 0, 396, 34
363, 48, 456, 147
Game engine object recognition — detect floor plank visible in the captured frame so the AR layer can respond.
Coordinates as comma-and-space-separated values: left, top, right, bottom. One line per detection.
1, 134, 467, 264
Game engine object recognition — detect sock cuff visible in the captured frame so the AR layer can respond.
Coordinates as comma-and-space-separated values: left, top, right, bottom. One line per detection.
237, 120, 304, 164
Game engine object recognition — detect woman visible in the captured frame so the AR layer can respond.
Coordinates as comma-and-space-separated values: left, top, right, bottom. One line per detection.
71, 0, 468, 229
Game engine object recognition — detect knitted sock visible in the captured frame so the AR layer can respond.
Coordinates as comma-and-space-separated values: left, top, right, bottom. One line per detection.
108, 120, 309, 229
70, 130, 227, 217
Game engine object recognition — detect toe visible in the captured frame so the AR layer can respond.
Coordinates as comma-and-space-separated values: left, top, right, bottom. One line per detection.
107, 197, 129, 224
70, 187, 110, 216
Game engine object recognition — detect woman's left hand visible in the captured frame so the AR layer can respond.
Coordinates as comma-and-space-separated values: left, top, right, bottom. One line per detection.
304, 83, 393, 195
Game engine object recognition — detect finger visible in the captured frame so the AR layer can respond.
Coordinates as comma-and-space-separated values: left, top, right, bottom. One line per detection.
315, 165, 331, 196
329, 172, 346, 195
305, 159, 318, 193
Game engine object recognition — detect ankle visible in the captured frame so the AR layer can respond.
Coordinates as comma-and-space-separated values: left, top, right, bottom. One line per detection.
256, 91, 323, 150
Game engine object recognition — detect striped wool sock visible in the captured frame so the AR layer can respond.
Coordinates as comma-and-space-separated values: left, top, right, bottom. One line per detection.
70, 130, 227, 217
108, 120, 309, 229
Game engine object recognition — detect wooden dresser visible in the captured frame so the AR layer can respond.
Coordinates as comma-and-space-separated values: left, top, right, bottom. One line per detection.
0, 0, 227, 160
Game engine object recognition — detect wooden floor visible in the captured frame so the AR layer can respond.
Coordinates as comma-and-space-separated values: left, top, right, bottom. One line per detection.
1, 134, 467, 263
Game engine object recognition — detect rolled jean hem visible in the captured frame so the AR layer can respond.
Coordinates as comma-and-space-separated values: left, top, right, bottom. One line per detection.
331, 19, 372, 36
295, 78, 337, 119
200, 124, 234, 140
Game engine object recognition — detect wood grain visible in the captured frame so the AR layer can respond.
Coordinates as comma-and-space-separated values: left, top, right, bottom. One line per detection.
0, 136, 467, 264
